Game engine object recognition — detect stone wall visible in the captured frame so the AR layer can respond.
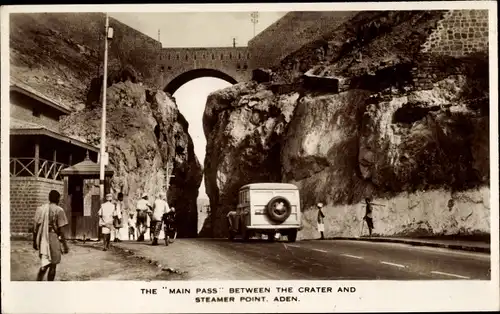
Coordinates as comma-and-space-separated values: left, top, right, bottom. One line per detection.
421, 10, 489, 57
155, 47, 252, 93
247, 11, 358, 69
10, 177, 64, 234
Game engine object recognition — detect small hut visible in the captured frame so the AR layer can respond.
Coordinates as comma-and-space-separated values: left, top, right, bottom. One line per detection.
60, 152, 114, 240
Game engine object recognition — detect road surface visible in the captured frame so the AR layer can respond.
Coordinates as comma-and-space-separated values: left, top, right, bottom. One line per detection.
115, 238, 491, 280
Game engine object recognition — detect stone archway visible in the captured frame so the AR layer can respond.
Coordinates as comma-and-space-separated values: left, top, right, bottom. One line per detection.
164, 68, 238, 95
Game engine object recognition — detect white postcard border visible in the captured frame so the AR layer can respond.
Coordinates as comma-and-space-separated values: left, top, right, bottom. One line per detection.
1, 2, 499, 313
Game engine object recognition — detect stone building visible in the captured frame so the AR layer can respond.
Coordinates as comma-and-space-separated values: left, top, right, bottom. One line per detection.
9, 78, 100, 236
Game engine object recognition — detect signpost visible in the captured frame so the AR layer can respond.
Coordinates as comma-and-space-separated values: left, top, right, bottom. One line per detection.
251, 12, 259, 37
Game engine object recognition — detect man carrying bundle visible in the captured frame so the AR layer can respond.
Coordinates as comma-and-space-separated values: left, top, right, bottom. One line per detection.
363, 197, 385, 237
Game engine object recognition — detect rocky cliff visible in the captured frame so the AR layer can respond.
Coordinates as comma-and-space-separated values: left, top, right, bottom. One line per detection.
61, 80, 202, 237
202, 10, 490, 239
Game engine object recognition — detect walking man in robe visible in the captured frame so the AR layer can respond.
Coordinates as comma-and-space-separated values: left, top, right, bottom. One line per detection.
33, 190, 69, 281
151, 191, 169, 246
99, 193, 115, 251
317, 202, 326, 240
136, 193, 151, 241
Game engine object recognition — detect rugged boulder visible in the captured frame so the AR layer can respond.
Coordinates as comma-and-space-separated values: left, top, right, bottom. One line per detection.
202, 11, 490, 239
60, 81, 202, 237
201, 82, 299, 237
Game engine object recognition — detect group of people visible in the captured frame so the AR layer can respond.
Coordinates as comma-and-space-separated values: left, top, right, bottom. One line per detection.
315, 197, 379, 239
31, 189, 177, 281
98, 191, 176, 249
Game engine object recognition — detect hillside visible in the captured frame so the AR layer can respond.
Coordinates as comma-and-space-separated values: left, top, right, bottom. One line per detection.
10, 13, 162, 110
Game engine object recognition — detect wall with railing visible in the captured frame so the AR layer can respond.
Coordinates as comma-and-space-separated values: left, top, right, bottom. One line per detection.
10, 157, 68, 181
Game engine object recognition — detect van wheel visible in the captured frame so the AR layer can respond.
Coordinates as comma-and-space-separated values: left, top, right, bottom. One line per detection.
266, 196, 292, 223
288, 230, 297, 243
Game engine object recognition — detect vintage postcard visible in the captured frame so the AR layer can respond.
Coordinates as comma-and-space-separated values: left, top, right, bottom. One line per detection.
1, 1, 498, 313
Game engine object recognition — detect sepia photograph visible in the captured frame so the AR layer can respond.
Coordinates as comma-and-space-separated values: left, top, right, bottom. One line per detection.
1, 2, 498, 313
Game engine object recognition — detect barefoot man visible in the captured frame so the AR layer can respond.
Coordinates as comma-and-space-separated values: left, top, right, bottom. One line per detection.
33, 190, 69, 281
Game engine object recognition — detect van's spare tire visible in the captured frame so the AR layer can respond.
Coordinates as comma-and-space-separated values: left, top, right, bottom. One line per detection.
266, 196, 292, 223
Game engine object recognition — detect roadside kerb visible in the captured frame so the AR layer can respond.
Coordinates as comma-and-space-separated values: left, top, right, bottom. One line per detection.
326, 237, 490, 254
74, 241, 186, 275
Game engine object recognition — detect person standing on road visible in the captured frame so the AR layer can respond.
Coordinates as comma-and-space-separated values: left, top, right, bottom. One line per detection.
317, 202, 326, 240
99, 193, 115, 251
136, 193, 151, 241
113, 192, 124, 242
151, 192, 169, 246
363, 197, 374, 237
33, 190, 69, 281
163, 207, 177, 245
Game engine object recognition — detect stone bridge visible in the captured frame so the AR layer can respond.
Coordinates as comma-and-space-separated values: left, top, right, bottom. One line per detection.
153, 47, 252, 94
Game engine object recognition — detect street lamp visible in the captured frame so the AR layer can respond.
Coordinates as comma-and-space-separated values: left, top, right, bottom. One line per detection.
99, 14, 113, 202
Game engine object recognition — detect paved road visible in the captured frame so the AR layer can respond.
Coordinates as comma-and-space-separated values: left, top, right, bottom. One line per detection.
115, 239, 490, 280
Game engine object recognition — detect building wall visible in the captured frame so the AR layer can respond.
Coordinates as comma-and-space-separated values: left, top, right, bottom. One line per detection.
10, 92, 63, 132
10, 177, 64, 234
247, 11, 358, 69
421, 10, 489, 57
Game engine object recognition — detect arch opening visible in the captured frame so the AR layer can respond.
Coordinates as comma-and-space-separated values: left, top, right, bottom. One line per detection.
164, 68, 238, 95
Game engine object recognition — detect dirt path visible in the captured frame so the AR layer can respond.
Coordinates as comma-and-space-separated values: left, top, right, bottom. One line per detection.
10, 240, 184, 281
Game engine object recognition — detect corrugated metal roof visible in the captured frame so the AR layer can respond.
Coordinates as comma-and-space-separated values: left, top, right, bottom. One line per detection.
9, 118, 45, 130
60, 153, 113, 176
10, 118, 99, 153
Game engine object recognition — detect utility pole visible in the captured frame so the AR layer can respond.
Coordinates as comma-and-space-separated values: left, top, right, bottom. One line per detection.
232, 37, 236, 48
99, 14, 112, 202
158, 29, 161, 42
250, 12, 259, 37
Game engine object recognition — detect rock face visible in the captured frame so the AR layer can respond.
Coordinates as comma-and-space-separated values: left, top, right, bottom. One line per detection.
201, 82, 299, 237
61, 81, 202, 237
202, 10, 490, 239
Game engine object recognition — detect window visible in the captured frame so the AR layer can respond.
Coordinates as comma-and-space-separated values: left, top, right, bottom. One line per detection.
229, 53, 232, 59
212, 54, 215, 60
32, 108, 40, 117
185, 54, 188, 61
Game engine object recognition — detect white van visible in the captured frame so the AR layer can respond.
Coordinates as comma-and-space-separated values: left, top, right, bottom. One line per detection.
227, 183, 301, 242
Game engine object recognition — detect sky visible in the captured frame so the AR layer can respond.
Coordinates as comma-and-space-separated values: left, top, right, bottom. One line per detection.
174, 78, 232, 199
109, 12, 286, 199
110, 12, 286, 47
